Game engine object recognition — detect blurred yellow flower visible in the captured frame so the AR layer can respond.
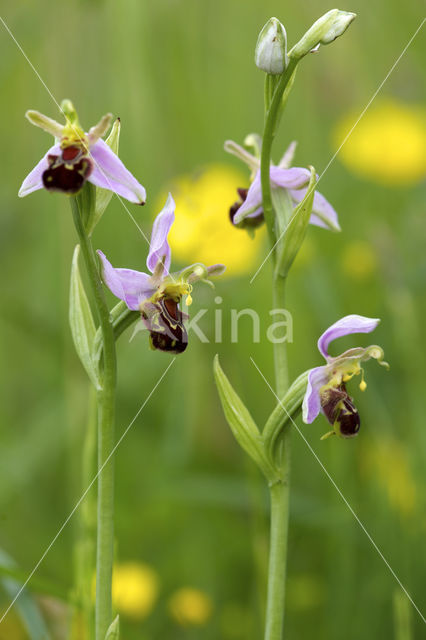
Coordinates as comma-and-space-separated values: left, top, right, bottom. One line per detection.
333, 99, 426, 185
341, 241, 377, 281
157, 165, 265, 277
168, 587, 213, 626
111, 562, 159, 620
360, 438, 417, 517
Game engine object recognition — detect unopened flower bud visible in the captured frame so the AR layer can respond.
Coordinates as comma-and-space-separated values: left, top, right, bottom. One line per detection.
290, 9, 356, 60
255, 17, 288, 75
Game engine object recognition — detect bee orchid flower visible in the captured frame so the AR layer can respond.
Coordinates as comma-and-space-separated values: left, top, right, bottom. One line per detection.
19, 99, 146, 204
302, 315, 388, 438
225, 138, 340, 231
98, 194, 225, 353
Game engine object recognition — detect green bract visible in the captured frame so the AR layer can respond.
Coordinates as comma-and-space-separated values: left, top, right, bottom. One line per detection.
104, 615, 120, 639
276, 166, 317, 278
214, 356, 310, 479
69, 245, 101, 390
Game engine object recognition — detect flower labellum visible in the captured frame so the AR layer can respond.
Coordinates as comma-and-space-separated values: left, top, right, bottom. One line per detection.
320, 383, 360, 438
19, 99, 146, 204
255, 17, 288, 75
98, 194, 225, 354
302, 315, 388, 439
43, 145, 93, 194
147, 297, 188, 354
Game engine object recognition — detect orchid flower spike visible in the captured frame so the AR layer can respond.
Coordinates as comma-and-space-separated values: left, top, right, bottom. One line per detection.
98, 194, 225, 354
225, 138, 340, 232
302, 315, 388, 439
19, 99, 146, 204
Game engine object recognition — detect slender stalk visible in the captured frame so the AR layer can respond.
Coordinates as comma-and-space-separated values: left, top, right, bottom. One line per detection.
82, 387, 97, 637
260, 60, 298, 640
264, 275, 291, 640
70, 196, 117, 640
264, 472, 290, 640
71, 385, 97, 639
260, 57, 298, 249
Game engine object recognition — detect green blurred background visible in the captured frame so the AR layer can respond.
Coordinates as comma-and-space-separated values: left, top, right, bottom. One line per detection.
0, 0, 424, 638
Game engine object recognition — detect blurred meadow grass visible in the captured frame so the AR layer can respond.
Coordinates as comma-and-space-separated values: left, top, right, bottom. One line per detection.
0, 0, 425, 638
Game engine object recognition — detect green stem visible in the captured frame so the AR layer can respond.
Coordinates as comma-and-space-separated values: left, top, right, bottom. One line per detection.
82, 386, 98, 638
70, 196, 117, 640
264, 275, 291, 640
71, 385, 97, 639
260, 60, 298, 640
264, 475, 290, 640
260, 58, 298, 250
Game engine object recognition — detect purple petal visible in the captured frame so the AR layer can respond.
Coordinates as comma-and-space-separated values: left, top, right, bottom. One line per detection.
290, 188, 340, 231
18, 143, 61, 197
233, 172, 262, 223
89, 139, 146, 204
97, 250, 154, 311
146, 193, 175, 273
318, 315, 381, 359
233, 166, 311, 224
302, 366, 329, 424
270, 165, 311, 189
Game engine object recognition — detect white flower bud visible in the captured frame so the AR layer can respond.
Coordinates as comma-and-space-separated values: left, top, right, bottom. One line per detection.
255, 17, 288, 75
290, 9, 356, 60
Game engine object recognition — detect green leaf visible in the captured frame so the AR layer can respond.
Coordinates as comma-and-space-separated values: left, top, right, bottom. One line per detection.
0, 549, 51, 640
86, 118, 121, 236
69, 245, 101, 389
213, 356, 275, 481
105, 615, 120, 639
275, 166, 317, 278
263, 371, 308, 463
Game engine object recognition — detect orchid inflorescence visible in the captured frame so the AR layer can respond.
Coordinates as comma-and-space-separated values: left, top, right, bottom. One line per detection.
213, 12, 388, 638
19, 98, 226, 638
